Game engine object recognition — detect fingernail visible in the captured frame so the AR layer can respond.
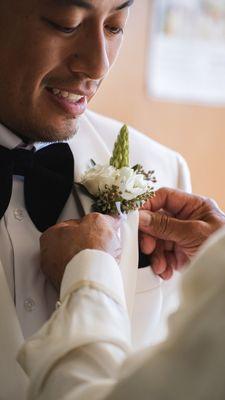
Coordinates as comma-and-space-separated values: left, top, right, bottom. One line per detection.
139, 211, 152, 227
152, 259, 161, 273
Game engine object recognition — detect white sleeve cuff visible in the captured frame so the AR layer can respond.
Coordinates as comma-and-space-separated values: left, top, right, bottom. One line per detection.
60, 249, 127, 310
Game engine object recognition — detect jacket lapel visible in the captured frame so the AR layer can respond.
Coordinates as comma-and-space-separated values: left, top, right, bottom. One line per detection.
69, 115, 139, 316
0, 261, 28, 399
69, 114, 111, 215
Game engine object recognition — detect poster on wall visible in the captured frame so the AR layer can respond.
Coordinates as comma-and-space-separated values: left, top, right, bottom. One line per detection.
148, 0, 225, 105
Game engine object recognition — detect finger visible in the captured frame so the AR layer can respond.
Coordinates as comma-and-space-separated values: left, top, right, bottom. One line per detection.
165, 251, 177, 271
151, 241, 167, 275
164, 240, 174, 252
174, 246, 189, 270
142, 188, 204, 218
139, 210, 197, 244
155, 252, 176, 280
139, 234, 156, 254
160, 266, 173, 280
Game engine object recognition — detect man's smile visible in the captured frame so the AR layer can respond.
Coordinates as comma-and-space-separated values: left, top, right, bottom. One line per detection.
50, 88, 84, 103
46, 86, 89, 117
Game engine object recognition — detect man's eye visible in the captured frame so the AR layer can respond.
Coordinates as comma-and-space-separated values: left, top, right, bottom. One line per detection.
105, 25, 123, 35
46, 19, 79, 34
57, 25, 77, 34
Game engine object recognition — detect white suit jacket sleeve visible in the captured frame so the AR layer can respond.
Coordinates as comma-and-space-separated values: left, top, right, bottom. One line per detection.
19, 227, 225, 400
107, 226, 225, 400
18, 249, 132, 400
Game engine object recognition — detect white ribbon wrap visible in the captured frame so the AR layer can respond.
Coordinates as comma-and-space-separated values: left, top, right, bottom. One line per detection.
119, 211, 139, 318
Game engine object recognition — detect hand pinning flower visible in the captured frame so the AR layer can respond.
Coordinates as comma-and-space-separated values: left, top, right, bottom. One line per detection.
78, 125, 156, 215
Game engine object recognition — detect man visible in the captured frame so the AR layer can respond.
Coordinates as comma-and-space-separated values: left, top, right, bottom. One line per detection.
0, 1, 191, 398
18, 187, 225, 399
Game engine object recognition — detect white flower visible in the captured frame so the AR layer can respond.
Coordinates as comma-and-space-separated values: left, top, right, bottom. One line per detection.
81, 165, 119, 196
77, 125, 155, 215
81, 164, 151, 202
118, 167, 150, 201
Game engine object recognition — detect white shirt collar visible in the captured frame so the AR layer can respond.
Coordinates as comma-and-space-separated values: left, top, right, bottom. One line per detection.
0, 123, 52, 151
0, 123, 24, 149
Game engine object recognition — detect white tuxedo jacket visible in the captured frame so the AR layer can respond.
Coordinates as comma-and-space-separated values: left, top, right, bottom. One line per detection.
0, 110, 191, 399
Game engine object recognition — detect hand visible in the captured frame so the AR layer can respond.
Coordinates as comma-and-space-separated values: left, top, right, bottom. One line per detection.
139, 188, 225, 280
40, 213, 121, 291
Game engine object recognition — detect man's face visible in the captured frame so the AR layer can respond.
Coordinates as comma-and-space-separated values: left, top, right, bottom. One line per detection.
0, 0, 132, 142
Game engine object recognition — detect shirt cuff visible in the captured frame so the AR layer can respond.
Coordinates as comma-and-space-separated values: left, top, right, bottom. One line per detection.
60, 249, 127, 310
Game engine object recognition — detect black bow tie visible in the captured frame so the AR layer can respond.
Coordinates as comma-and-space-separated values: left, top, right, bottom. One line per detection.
0, 143, 74, 232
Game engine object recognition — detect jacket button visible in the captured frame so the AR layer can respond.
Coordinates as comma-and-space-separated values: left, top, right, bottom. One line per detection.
13, 208, 24, 221
24, 298, 36, 312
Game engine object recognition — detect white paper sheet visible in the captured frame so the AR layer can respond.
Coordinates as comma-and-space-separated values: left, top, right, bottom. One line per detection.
148, 0, 225, 106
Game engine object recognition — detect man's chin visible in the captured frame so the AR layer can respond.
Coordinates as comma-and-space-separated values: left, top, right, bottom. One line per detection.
38, 125, 79, 142
23, 117, 80, 143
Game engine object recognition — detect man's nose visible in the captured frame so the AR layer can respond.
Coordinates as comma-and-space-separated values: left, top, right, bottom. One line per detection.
69, 27, 110, 81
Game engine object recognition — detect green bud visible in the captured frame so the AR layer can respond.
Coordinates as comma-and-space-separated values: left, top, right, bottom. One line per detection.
110, 124, 129, 168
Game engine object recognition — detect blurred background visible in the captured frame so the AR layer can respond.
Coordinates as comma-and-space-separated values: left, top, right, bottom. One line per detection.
90, 0, 225, 209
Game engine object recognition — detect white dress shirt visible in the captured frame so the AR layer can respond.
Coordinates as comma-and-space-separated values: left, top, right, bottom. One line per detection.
0, 124, 80, 338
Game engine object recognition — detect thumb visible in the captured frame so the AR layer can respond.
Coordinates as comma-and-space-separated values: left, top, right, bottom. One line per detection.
139, 210, 194, 243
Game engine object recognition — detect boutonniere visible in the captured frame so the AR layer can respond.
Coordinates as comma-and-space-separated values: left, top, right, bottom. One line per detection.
78, 125, 156, 215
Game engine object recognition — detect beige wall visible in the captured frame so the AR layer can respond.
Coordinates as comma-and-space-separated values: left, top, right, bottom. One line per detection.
90, 0, 225, 209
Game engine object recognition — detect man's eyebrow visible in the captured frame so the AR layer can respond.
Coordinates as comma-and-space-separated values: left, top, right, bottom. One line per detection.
55, 0, 93, 9
115, 0, 134, 11
55, 0, 134, 10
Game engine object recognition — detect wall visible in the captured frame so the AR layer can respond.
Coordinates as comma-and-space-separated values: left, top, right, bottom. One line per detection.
90, 0, 225, 209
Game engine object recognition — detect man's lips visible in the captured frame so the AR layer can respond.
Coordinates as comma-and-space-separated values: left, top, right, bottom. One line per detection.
45, 86, 90, 117
46, 86, 96, 101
